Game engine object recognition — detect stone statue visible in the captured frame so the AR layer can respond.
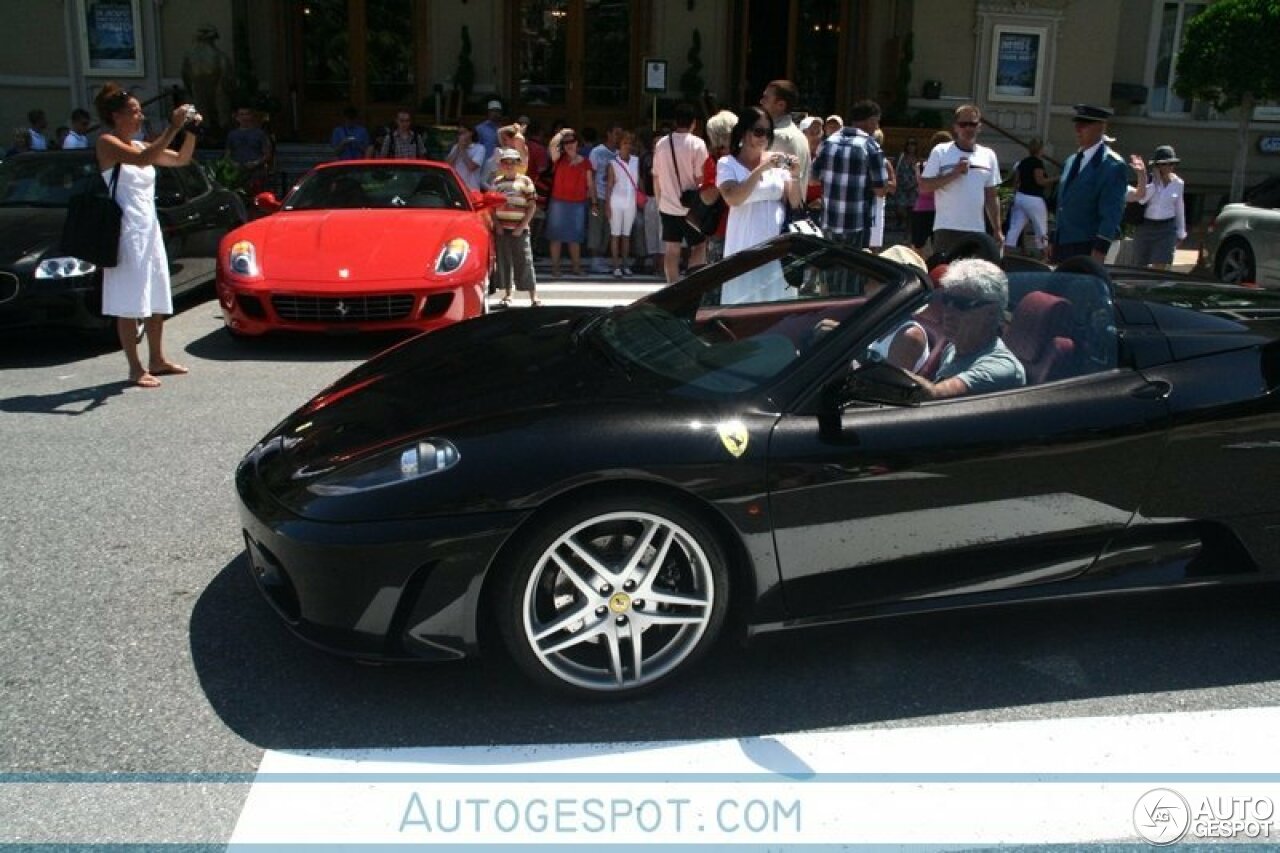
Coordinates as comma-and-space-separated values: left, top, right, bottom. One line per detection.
181, 23, 234, 132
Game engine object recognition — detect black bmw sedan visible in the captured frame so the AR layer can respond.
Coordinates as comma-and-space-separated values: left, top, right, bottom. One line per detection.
0, 150, 245, 333
236, 235, 1280, 697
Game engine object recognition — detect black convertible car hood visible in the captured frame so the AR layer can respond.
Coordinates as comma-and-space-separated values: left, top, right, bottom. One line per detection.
298, 307, 625, 429
0, 207, 63, 267
259, 307, 672, 485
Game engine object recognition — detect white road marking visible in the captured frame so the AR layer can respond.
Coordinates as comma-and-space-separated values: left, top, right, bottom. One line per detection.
227, 705, 1280, 846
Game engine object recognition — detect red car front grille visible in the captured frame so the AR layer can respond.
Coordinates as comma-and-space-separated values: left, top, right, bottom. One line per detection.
271, 293, 416, 323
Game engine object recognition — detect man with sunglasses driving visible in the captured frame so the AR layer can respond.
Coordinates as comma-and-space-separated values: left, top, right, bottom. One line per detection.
908, 258, 1025, 400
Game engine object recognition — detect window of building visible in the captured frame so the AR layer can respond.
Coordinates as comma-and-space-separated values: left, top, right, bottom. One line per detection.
1148, 0, 1206, 115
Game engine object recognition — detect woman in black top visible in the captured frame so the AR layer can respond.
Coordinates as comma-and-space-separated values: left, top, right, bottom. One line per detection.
1004, 138, 1057, 257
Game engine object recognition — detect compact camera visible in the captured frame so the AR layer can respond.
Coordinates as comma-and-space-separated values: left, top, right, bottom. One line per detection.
184, 105, 202, 124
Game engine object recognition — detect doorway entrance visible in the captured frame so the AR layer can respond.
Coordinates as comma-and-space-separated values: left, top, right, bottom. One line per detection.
504, 1, 647, 134
734, 0, 860, 118
287, 0, 429, 140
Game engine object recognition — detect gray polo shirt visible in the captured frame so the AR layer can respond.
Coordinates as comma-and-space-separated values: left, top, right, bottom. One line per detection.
935, 337, 1026, 393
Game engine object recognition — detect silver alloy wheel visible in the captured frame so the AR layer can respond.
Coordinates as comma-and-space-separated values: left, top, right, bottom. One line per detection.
519, 510, 716, 692
1218, 241, 1255, 285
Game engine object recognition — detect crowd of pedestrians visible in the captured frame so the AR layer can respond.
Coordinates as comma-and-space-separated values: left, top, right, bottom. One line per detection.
8, 81, 1194, 329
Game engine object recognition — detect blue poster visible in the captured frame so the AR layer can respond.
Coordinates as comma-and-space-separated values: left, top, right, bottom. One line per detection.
83, 0, 140, 72
994, 32, 1040, 97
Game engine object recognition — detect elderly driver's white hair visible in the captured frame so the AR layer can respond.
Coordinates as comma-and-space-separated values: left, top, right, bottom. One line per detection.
941, 258, 1009, 308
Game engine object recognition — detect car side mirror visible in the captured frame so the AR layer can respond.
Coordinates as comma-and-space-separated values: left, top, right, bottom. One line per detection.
254, 191, 282, 213
840, 361, 924, 407
472, 190, 507, 212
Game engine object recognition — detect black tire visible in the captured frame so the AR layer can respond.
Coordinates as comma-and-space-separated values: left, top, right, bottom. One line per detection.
1215, 238, 1256, 285
496, 495, 730, 698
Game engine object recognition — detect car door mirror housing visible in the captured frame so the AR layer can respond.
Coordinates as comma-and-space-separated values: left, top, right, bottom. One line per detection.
841, 361, 924, 407
471, 190, 507, 212
254, 192, 282, 213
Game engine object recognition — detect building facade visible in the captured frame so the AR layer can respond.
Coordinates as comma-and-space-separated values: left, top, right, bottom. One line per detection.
4, 1, 1276, 214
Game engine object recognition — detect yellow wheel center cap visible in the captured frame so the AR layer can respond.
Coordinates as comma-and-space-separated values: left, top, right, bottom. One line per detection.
608, 592, 631, 613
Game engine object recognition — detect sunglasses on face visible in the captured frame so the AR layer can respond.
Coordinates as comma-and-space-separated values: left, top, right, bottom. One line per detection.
750, 126, 771, 138
938, 292, 993, 311
954, 120, 980, 129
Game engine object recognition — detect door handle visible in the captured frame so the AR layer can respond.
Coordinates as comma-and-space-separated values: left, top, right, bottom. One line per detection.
1131, 380, 1171, 400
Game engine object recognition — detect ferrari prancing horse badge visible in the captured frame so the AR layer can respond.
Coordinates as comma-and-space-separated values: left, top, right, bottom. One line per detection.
717, 420, 749, 458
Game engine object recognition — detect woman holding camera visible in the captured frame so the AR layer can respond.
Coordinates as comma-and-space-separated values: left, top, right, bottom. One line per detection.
715, 106, 802, 303
717, 106, 803, 254
94, 83, 200, 388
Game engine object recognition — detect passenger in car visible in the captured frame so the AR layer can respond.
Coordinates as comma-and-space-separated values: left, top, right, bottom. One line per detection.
907, 258, 1025, 399
863, 244, 930, 371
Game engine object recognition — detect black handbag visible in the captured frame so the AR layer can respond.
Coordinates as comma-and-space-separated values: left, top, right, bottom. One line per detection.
668, 138, 701, 210
60, 163, 122, 267
685, 192, 726, 235
783, 204, 822, 236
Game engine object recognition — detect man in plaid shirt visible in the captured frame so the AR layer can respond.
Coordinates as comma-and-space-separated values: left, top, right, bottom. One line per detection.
809, 100, 887, 252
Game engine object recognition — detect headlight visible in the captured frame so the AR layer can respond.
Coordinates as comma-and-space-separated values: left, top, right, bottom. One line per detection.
227, 240, 260, 277
36, 257, 96, 279
306, 438, 461, 496
435, 238, 469, 275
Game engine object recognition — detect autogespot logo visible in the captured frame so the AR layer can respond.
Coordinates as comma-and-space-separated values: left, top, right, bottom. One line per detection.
1134, 788, 1191, 845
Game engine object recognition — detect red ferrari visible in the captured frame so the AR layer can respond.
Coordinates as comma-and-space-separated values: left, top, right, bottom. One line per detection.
216, 160, 502, 337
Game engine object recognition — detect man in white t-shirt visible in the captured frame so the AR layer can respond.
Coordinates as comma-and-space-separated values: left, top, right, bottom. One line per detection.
919, 104, 1003, 257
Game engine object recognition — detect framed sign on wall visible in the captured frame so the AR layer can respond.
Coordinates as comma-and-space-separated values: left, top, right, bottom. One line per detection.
78, 0, 144, 77
644, 60, 667, 95
988, 25, 1045, 104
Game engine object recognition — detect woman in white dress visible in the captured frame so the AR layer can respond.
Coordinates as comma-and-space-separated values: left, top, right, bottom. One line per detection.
94, 83, 200, 388
715, 106, 803, 304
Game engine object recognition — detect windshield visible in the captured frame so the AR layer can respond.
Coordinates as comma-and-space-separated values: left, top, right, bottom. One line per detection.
285, 165, 469, 211
589, 238, 917, 398
0, 155, 100, 208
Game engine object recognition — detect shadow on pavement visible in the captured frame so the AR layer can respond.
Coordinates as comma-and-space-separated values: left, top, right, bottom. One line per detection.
191, 550, 1280, 751
185, 326, 413, 364
0, 379, 130, 415
0, 288, 214, 369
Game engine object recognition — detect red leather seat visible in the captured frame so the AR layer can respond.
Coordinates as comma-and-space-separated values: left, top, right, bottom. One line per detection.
1004, 291, 1075, 384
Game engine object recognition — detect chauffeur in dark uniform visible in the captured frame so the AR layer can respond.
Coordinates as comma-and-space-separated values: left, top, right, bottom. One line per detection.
1050, 105, 1130, 263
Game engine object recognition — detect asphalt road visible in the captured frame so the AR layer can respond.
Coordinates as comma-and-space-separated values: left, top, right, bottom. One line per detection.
2, 286, 1279, 840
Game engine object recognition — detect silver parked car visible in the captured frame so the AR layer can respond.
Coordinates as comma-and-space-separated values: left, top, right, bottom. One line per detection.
1199, 176, 1280, 288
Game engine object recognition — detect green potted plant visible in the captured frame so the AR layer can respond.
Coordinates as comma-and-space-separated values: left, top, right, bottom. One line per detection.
679, 29, 705, 105
454, 25, 476, 108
